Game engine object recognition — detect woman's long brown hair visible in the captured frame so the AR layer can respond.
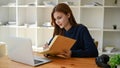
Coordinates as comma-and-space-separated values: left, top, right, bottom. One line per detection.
51, 3, 78, 37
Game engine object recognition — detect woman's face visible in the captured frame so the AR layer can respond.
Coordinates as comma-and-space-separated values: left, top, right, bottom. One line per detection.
53, 11, 70, 29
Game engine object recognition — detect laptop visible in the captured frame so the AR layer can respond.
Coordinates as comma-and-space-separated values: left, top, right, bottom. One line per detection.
7, 37, 51, 66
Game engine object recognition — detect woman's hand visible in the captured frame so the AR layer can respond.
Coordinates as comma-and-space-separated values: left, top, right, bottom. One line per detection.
56, 50, 71, 58
43, 43, 49, 50
43, 43, 50, 57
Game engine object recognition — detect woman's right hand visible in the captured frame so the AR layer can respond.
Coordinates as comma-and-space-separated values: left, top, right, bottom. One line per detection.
43, 43, 50, 57
43, 43, 56, 57
43, 43, 49, 50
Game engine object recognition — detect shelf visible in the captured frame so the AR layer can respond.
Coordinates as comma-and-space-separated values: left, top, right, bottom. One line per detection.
104, 29, 120, 32
37, 5, 54, 8
70, 6, 80, 8
1, 5, 16, 7
88, 28, 102, 31
18, 5, 36, 7
102, 52, 120, 55
104, 6, 120, 8
80, 6, 103, 8
0, 25, 17, 28
17, 26, 38, 28
37, 26, 54, 29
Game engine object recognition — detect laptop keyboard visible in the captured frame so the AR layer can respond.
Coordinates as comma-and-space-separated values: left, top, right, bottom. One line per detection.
34, 59, 43, 64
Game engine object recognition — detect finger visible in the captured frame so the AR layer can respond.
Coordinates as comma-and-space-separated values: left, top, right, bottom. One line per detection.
64, 50, 71, 56
56, 54, 67, 58
62, 52, 71, 58
43, 44, 49, 49
57, 53, 70, 58
44, 54, 51, 57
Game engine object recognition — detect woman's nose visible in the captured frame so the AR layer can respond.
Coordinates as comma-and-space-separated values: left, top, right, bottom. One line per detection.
56, 20, 60, 24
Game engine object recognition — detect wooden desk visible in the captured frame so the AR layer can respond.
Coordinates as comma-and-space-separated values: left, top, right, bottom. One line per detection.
0, 53, 99, 68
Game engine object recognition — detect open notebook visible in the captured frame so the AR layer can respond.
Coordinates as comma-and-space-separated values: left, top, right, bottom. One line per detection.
7, 37, 51, 66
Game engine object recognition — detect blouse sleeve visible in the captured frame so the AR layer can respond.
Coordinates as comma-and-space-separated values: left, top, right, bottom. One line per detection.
71, 26, 98, 57
48, 37, 53, 45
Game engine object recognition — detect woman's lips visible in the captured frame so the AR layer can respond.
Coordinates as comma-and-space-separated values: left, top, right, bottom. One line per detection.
59, 24, 62, 26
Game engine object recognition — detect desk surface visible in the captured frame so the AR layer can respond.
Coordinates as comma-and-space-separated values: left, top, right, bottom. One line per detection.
0, 53, 99, 68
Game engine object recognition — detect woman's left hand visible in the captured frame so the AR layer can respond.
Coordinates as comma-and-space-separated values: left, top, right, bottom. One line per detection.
56, 50, 71, 58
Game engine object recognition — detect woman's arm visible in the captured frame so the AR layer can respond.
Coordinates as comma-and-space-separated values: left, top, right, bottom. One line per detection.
71, 26, 98, 57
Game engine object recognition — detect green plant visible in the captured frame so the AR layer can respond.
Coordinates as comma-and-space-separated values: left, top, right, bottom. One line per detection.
109, 54, 120, 68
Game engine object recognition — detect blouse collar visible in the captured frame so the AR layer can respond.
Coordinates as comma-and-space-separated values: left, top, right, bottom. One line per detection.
64, 26, 74, 34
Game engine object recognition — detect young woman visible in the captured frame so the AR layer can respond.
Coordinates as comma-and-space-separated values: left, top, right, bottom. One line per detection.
44, 3, 98, 58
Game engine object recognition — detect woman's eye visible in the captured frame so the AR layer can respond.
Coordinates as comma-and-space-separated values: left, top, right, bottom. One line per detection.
54, 16, 62, 21
57, 17, 62, 19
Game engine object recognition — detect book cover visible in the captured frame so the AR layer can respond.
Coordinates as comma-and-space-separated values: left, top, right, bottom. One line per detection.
39, 35, 76, 55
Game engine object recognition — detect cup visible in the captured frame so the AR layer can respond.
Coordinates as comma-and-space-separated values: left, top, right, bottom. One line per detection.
0, 42, 6, 57
104, 46, 114, 53
113, 25, 117, 29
